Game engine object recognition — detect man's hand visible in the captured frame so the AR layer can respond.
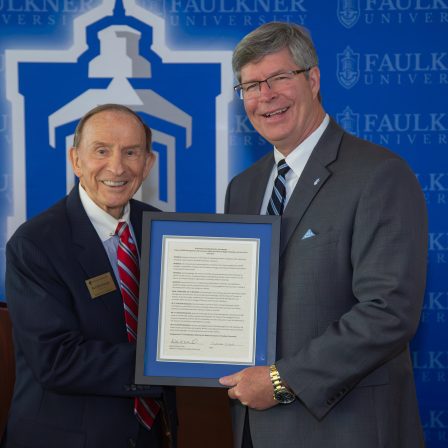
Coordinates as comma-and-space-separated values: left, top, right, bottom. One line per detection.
219, 366, 277, 410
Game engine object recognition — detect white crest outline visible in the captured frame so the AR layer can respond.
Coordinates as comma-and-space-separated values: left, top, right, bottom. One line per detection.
6, 0, 233, 237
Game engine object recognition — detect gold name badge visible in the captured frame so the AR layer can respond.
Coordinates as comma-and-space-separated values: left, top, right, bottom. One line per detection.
85, 272, 117, 299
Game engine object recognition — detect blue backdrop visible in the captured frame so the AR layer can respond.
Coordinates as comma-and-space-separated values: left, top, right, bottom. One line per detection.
0, 1, 446, 445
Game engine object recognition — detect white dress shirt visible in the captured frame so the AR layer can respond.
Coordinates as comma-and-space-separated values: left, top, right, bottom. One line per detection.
260, 114, 330, 214
78, 184, 136, 282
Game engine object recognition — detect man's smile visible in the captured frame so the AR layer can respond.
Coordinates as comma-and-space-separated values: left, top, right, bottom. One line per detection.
262, 107, 289, 118
101, 180, 128, 187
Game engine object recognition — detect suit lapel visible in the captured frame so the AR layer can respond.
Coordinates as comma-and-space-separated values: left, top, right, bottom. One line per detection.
280, 118, 344, 255
66, 188, 126, 328
250, 152, 275, 214
130, 200, 143, 249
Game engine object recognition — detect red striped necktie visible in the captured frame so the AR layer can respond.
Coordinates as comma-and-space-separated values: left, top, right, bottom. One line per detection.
116, 221, 160, 431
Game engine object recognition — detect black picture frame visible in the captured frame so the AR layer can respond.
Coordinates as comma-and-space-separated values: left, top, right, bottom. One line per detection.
135, 212, 280, 387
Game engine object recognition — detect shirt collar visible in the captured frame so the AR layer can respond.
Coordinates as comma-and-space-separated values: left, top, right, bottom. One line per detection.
273, 113, 330, 175
78, 184, 130, 242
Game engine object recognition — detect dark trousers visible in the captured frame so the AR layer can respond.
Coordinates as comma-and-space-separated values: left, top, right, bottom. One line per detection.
134, 415, 164, 448
242, 409, 253, 448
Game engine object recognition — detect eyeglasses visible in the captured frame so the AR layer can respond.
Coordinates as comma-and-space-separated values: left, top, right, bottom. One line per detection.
234, 68, 312, 100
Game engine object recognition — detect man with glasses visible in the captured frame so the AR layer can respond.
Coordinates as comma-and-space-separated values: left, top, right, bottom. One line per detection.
219, 22, 427, 448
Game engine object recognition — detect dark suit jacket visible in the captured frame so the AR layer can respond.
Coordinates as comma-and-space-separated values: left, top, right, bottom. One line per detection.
225, 118, 427, 448
2, 187, 176, 448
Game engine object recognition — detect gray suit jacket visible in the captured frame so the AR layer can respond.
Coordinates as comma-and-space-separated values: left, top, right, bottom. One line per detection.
225, 118, 427, 448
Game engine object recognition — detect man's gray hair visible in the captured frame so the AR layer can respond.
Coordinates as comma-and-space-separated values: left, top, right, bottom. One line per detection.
232, 22, 318, 83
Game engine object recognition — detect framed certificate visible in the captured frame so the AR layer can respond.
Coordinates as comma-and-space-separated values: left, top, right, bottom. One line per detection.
135, 212, 280, 387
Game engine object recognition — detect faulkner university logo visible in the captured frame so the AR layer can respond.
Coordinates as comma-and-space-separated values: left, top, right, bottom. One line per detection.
5, 0, 233, 237
337, 46, 360, 89
337, 0, 360, 28
336, 106, 360, 136
337, 47, 448, 88
336, 105, 447, 147
336, 0, 448, 26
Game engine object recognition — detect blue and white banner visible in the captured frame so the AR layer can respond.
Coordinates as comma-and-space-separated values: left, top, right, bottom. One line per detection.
0, 1, 447, 445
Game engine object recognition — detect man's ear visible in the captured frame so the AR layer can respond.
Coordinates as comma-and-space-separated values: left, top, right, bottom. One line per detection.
308, 66, 321, 101
69, 147, 82, 178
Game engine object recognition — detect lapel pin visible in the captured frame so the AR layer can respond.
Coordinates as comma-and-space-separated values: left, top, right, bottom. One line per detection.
313, 178, 320, 186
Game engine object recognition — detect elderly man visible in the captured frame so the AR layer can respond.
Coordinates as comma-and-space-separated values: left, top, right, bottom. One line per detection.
3, 104, 176, 448
220, 22, 427, 448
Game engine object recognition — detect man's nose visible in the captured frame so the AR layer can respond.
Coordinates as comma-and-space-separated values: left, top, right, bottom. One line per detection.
258, 80, 275, 99
108, 152, 125, 175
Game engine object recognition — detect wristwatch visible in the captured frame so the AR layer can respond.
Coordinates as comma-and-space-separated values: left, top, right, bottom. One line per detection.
269, 364, 296, 404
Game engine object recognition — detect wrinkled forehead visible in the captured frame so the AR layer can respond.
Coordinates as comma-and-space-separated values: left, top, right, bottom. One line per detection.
80, 110, 145, 141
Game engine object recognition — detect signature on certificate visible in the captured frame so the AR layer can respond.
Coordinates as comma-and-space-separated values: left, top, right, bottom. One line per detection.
170, 337, 200, 346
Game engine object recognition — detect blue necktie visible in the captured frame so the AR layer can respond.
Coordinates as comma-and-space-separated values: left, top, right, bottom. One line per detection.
267, 159, 290, 215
